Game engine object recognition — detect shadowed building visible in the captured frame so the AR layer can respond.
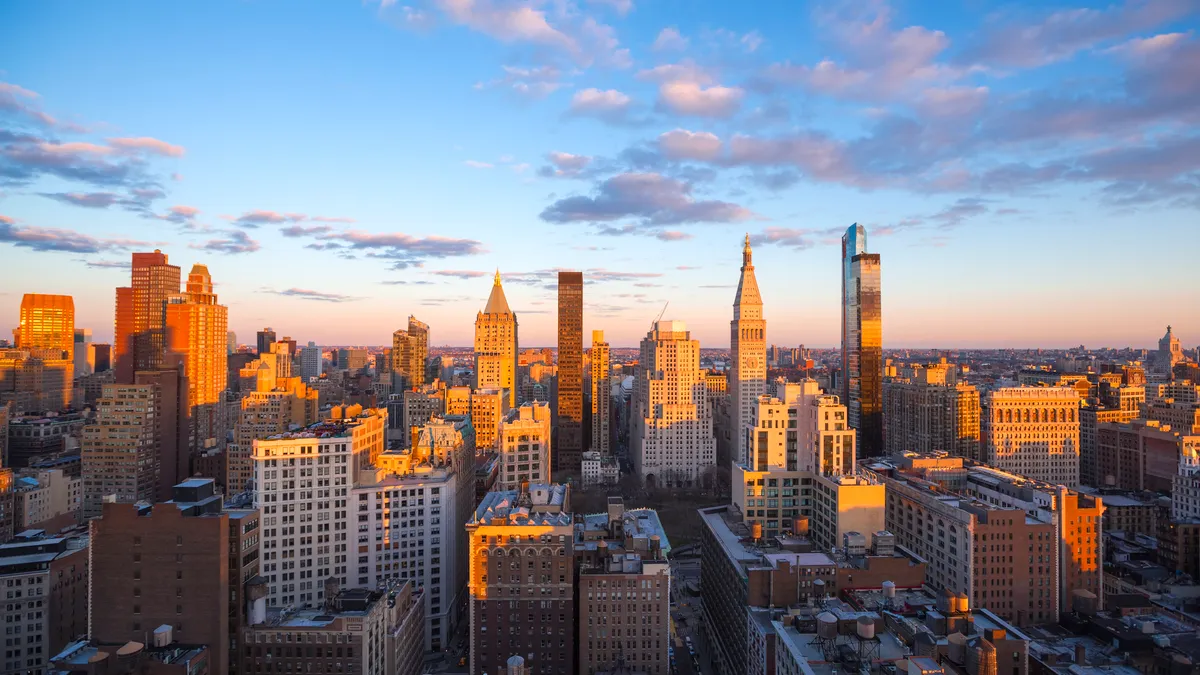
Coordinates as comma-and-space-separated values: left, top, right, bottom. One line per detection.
557, 271, 584, 474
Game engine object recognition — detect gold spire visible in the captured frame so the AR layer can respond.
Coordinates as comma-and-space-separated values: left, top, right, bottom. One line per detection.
494, 268, 502, 286
742, 233, 752, 267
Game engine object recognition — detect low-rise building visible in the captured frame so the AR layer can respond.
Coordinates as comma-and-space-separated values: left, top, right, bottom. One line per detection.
581, 450, 619, 486
11, 468, 81, 533
497, 401, 551, 489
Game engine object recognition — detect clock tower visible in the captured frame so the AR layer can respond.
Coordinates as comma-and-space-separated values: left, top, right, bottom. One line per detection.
730, 234, 766, 467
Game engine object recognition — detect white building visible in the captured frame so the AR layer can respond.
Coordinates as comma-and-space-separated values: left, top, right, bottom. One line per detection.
731, 235, 766, 466
631, 320, 717, 488
497, 401, 551, 490
581, 450, 620, 486
299, 341, 322, 382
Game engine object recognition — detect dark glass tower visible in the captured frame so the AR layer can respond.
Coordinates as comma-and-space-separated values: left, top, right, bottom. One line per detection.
842, 224, 883, 456
556, 271, 584, 473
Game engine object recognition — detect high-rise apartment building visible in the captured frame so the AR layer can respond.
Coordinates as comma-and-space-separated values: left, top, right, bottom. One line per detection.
982, 387, 1081, 487
226, 375, 319, 494
467, 484, 575, 675
19, 294, 75, 363
447, 387, 505, 451
392, 316, 429, 390
166, 264, 229, 456
631, 320, 716, 488
0, 531, 88, 675
81, 383, 161, 518
252, 409, 385, 607
883, 381, 981, 460
89, 479, 231, 675
731, 235, 766, 466
474, 271, 518, 408
0, 348, 75, 413
1079, 403, 1137, 487
556, 271, 584, 474
299, 341, 321, 381
133, 368, 189, 499
590, 330, 611, 455
498, 401, 552, 489
114, 250, 181, 383
227, 331, 237, 354
256, 328, 276, 356
864, 455, 1103, 626
841, 224, 883, 456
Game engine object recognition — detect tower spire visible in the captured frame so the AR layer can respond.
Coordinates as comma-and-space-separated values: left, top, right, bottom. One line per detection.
743, 233, 752, 267
494, 268, 502, 286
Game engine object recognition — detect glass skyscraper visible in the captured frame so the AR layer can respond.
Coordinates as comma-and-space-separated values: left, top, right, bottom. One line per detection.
842, 224, 883, 456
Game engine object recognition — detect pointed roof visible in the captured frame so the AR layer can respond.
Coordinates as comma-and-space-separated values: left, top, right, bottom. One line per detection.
483, 269, 512, 315
734, 234, 762, 307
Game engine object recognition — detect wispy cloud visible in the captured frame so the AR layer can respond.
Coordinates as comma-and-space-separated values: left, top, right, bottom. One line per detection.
190, 230, 260, 254
0, 216, 153, 254
429, 269, 488, 279
541, 172, 756, 226
270, 287, 361, 303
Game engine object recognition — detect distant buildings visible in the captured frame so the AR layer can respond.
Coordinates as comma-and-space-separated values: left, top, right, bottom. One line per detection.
474, 271, 518, 408
0, 348, 75, 413
883, 379, 981, 460
298, 341, 322, 381
581, 450, 619, 486
982, 387, 1081, 487
392, 315, 429, 390
255, 328, 275, 356
731, 235, 766, 466
590, 330, 611, 455
631, 320, 716, 488
18, 293, 75, 363
841, 224, 883, 457
115, 251, 181, 382
497, 401, 551, 490
556, 271, 584, 474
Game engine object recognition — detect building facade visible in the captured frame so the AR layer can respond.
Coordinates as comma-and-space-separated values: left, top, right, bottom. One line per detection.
982, 387, 1081, 487
475, 272, 518, 408
392, 316, 429, 391
731, 235, 766, 467
81, 384, 161, 518
555, 271, 584, 474
18, 294, 75, 364
883, 381, 981, 460
115, 251, 182, 383
166, 264, 229, 458
498, 401, 552, 490
0, 531, 88, 675
841, 224, 882, 457
590, 330, 611, 455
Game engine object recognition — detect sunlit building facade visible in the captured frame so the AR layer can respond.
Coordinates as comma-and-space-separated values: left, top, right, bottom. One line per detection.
114, 250, 181, 383
556, 271, 584, 473
81, 383, 161, 518
18, 294, 75, 363
983, 387, 1081, 487
590, 330, 611, 455
474, 272, 518, 408
166, 264, 229, 455
841, 224, 882, 456
731, 235, 766, 466
392, 315, 429, 390
498, 401, 552, 489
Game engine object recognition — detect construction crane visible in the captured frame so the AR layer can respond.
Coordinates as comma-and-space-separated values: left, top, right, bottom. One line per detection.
652, 301, 669, 329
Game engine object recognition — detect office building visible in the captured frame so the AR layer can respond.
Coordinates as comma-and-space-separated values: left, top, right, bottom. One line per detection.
166, 264, 229, 456
474, 271, 518, 408
497, 401, 552, 489
590, 330, 611, 455
353, 415, 475, 651
226, 375, 319, 494
227, 331, 237, 354
0, 348, 75, 413
336, 348, 370, 374
631, 320, 716, 488
841, 224, 882, 456
731, 235, 766, 466
242, 582, 424, 675
252, 408, 385, 607
467, 484, 575, 675
1079, 403, 1137, 487
863, 455, 1103, 626
982, 387, 1081, 487
133, 368, 189, 499
255, 328, 275, 357
81, 384, 161, 518
883, 380, 981, 460
88, 479, 230, 675
1097, 419, 1198, 492
391, 382, 446, 446
1145, 399, 1200, 435
392, 316, 430, 390
556, 271, 584, 474
18, 294, 75, 363
0, 531, 88, 675
114, 250, 182, 383
299, 342, 321, 382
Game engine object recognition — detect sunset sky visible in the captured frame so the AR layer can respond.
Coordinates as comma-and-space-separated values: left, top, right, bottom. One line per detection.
2, 1, 1197, 349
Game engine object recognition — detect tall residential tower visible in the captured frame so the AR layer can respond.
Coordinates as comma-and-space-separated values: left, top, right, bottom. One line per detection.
556, 271, 584, 473
730, 235, 766, 466
841, 224, 883, 456
590, 330, 610, 455
114, 250, 181, 382
392, 315, 430, 390
167, 264, 229, 457
474, 271, 518, 408
18, 294, 75, 363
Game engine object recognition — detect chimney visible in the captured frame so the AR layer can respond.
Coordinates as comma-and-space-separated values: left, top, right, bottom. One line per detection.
1075, 643, 1086, 665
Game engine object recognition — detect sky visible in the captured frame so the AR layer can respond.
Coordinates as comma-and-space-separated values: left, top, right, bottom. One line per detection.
1, 0, 1197, 350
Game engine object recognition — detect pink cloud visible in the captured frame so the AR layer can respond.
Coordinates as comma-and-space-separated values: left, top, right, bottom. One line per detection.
107, 136, 186, 157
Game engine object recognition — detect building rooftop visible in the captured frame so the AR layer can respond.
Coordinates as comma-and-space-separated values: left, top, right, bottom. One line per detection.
471, 488, 572, 527
772, 618, 912, 675
578, 508, 672, 556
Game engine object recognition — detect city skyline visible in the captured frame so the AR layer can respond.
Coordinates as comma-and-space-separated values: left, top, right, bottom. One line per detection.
3, 1, 1198, 348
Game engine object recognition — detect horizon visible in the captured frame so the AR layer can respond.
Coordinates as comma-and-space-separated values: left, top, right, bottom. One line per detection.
3, 1, 1197, 350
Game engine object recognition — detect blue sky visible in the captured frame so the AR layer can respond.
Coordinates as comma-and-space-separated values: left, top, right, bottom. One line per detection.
2, 0, 1197, 349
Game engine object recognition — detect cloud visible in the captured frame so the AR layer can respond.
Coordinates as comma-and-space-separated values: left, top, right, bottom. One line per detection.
959, 0, 1196, 69
1, 137, 143, 187
929, 197, 989, 228
747, 170, 802, 191
81, 259, 133, 269
539, 151, 593, 178
464, 160, 494, 168
915, 86, 989, 118
330, 230, 487, 269
675, 265, 699, 270
657, 81, 744, 117
429, 269, 488, 279
40, 192, 123, 208
0, 82, 86, 131
741, 30, 764, 53
568, 88, 634, 122
271, 288, 360, 303
637, 61, 714, 85
233, 210, 306, 227
379, 279, 436, 286
281, 224, 334, 237
586, 0, 633, 16
658, 129, 722, 161
154, 205, 201, 225
653, 27, 688, 51
311, 215, 356, 223
655, 230, 692, 241
106, 137, 186, 158
540, 172, 756, 226
479, 64, 569, 98
0, 218, 152, 254
749, 227, 837, 250
191, 230, 260, 254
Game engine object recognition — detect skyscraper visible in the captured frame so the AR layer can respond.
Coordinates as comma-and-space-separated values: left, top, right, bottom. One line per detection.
82, 383, 161, 517
299, 341, 322, 382
114, 250, 181, 383
590, 330, 610, 455
167, 264, 229, 456
19, 294, 75, 363
256, 327, 276, 356
841, 224, 883, 456
227, 331, 237, 354
631, 320, 716, 488
556, 271, 583, 473
730, 235, 765, 466
474, 271, 518, 408
392, 315, 430, 390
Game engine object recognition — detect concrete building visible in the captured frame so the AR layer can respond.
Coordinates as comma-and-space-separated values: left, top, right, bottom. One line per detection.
581, 451, 619, 486
0, 348, 75, 414
226, 374, 319, 494
631, 320, 716, 488
883, 380, 981, 460
392, 315, 429, 391
256, 328, 276, 357
4, 411, 86, 469
1145, 399, 1200, 436
1079, 404, 1136, 487
18, 294, 75, 364
557, 271, 584, 474
298, 341, 321, 382
392, 382, 446, 446
252, 408, 385, 607
12, 468, 81, 532
841, 224, 883, 457
88, 479, 230, 675
1097, 419, 1197, 492
133, 368, 189, 500
467, 484, 575, 675
982, 387, 1081, 487
166, 264, 229, 459
730, 235, 766, 467
241, 582, 424, 675
591, 330, 611, 455
863, 455, 1103, 626
475, 271, 519, 408
114, 250, 181, 383
498, 401, 552, 490
81, 384, 161, 518
355, 415, 476, 652
1158, 325, 1184, 373
0, 531, 88, 675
